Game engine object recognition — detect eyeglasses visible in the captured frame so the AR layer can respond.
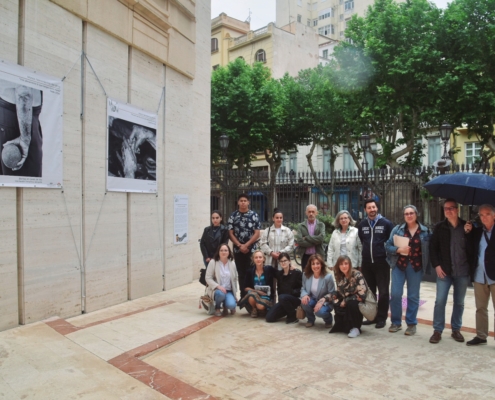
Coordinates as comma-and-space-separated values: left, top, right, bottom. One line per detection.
279, 259, 290, 264
443, 206, 457, 211
404, 212, 415, 216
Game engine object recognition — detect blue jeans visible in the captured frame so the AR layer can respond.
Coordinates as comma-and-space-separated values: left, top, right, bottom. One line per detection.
301, 297, 333, 324
433, 275, 469, 332
390, 264, 423, 326
214, 290, 236, 310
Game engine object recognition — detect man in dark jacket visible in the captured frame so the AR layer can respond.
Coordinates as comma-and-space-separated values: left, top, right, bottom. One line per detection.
429, 199, 475, 344
358, 199, 394, 329
466, 204, 495, 346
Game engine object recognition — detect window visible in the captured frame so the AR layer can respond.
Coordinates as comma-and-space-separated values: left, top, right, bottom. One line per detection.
211, 38, 218, 52
322, 49, 328, 58
343, 147, 355, 171
307, 2, 311, 10
279, 153, 287, 175
318, 24, 334, 36
345, 1, 354, 11
340, 14, 344, 21
297, 14, 302, 23
427, 136, 441, 166
364, 144, 376, 170
340, 0, 344, 4
323, 149, 332, 173
340, 31, 344, 36
297, 0, 302, 6
255, 49, 266, 62
313, 3, 318, 10
313, 19, 318, 26
307, 18, 311, 26
212, 64, 219, 71
318, 8, 332, 20
289, 152, 298, 173
465, 142, 482, 166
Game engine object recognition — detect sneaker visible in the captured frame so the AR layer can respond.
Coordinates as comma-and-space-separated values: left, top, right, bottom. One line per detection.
250, 308, 258, 318
305, 321, 314, 328
348, 328, 361, 338
286, 317, 299, 324
405, 325, 416, 336
389, 324, 402, 333
466, 337, 487, 346
325, 323, 333, 329
429, 330, 442, 344
362, 319, 376, 325
451, 330, 465, 342
214, 309, 222, 317
375, 321, 386, 329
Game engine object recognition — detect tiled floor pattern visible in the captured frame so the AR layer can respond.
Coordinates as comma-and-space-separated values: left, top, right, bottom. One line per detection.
0, 280, 494, 399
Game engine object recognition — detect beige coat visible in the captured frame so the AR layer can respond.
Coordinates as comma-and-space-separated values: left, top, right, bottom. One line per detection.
326, 226, 362, 269
260, 224, 294, 266
205, 259, 239, 300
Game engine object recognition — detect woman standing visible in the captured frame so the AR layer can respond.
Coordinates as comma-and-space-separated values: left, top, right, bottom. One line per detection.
300, 254, 335, 328
205, 244, 239, 317
327, 210, 362, 269
260, 209, 294, 269
238, 250, 276, 318
385, 205, 431, 335
200, 211, 230, 267
328, 256, 368, 338
265, 252, 302, 324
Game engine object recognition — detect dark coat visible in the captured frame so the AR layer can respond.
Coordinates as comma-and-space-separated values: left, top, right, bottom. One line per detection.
199, 225, 230, 260
243, 265, 277, 301
276, 268, 303, 298
357, 216, 394, 263
471, 226, 495, 281
429, 218, 476, 280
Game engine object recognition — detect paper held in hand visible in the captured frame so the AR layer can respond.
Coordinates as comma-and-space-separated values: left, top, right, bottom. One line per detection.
393, 235, 410, 255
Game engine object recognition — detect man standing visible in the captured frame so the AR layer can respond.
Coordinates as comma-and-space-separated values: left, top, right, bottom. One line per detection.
294, 205, 326, 270
429, 199, 475, 344
228, 193, 261, 298
466, 204, 495, 346
358, 199, 394, 329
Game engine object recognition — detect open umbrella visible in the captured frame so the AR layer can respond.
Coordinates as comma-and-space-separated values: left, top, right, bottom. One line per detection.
423, 172, 495, 206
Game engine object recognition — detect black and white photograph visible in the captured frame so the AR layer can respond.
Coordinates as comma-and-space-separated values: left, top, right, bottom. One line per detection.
107, 98, 157, 193
0, 59, 63, 188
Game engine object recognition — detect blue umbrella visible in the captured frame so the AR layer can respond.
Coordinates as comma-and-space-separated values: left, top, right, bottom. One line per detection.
423, 172, 495, 206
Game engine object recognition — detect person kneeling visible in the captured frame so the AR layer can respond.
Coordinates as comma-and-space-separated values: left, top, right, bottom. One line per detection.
329, 256, 367, 338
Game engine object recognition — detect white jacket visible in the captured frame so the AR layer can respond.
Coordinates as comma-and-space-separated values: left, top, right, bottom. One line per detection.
326, 226, 362, 269
260, 224, 294, 266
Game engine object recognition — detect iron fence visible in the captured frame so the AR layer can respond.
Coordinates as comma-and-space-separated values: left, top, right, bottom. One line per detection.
211, 163, 495, 229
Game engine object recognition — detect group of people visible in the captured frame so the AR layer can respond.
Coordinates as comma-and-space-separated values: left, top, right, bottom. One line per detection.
200, 193, 495, 345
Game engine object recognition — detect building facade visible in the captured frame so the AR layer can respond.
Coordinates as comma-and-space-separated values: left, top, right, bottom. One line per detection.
0, 0, 210, 331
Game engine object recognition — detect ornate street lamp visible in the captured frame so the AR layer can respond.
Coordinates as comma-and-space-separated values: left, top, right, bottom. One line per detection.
359, 134, 371, 174
219, 134, 230, 160
439, 121, 452, 160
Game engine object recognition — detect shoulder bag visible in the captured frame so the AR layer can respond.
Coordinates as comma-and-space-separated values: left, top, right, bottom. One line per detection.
358, 284, 378, 322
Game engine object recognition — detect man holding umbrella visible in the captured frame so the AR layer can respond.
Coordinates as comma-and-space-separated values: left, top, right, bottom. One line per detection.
467, 204, 495, 346
429, 199, 475, 344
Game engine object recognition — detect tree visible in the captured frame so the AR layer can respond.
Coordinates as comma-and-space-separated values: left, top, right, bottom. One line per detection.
435, 0, 495, 167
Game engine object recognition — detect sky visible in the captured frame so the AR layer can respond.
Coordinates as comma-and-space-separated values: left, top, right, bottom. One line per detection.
211, 0, 451, 30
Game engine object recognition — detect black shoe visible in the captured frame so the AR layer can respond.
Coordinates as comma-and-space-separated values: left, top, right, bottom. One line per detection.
466, 337, 487, 346
286, 317, 299, 324
362, 319, 376, 326
375, 321, 386, 329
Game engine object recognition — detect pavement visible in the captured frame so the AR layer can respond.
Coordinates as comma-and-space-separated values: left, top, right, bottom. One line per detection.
0, 277, 494, 400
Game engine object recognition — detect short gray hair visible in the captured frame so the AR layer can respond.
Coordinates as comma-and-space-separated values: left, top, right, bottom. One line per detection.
403, 204, 419, 215
478, 204, 495, 214
333, 210, 356, 230
306, 204, 317, 211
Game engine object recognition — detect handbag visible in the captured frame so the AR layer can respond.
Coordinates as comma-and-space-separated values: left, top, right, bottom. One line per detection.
358, 288, 378, 322
199, 268, 207, 286
296, 306, 306, 320
200, 291, 215, 315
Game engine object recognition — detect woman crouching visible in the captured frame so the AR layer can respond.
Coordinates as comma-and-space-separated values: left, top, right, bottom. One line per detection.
238, 250, 276, 318
205, 243, 239, 317
328, 256, 368, 338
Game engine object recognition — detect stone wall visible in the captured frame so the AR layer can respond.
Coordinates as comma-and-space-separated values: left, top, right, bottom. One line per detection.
0, 0, 210, 331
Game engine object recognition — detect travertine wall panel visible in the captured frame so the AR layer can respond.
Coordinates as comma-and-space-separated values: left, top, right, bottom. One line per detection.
0, 0, 19, 331
132, 15, 169, 64
167, 28, 195, 78
128, 48, 165, 299
169, 1, 195, 43
21, 0, 83, 323
83, 24, 128, 312
87, 0, 133, 43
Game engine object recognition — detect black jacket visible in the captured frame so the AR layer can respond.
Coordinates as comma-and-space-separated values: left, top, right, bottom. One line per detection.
471, 226, 495, 281
243, 265, 277, 300
276, 268, 302, 298
357, 216, 394, 263
200, 225, 230, 260
430, 218, 476, 280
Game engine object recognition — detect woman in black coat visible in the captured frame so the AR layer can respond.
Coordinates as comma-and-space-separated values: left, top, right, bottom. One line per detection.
200, 210, 230, 267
